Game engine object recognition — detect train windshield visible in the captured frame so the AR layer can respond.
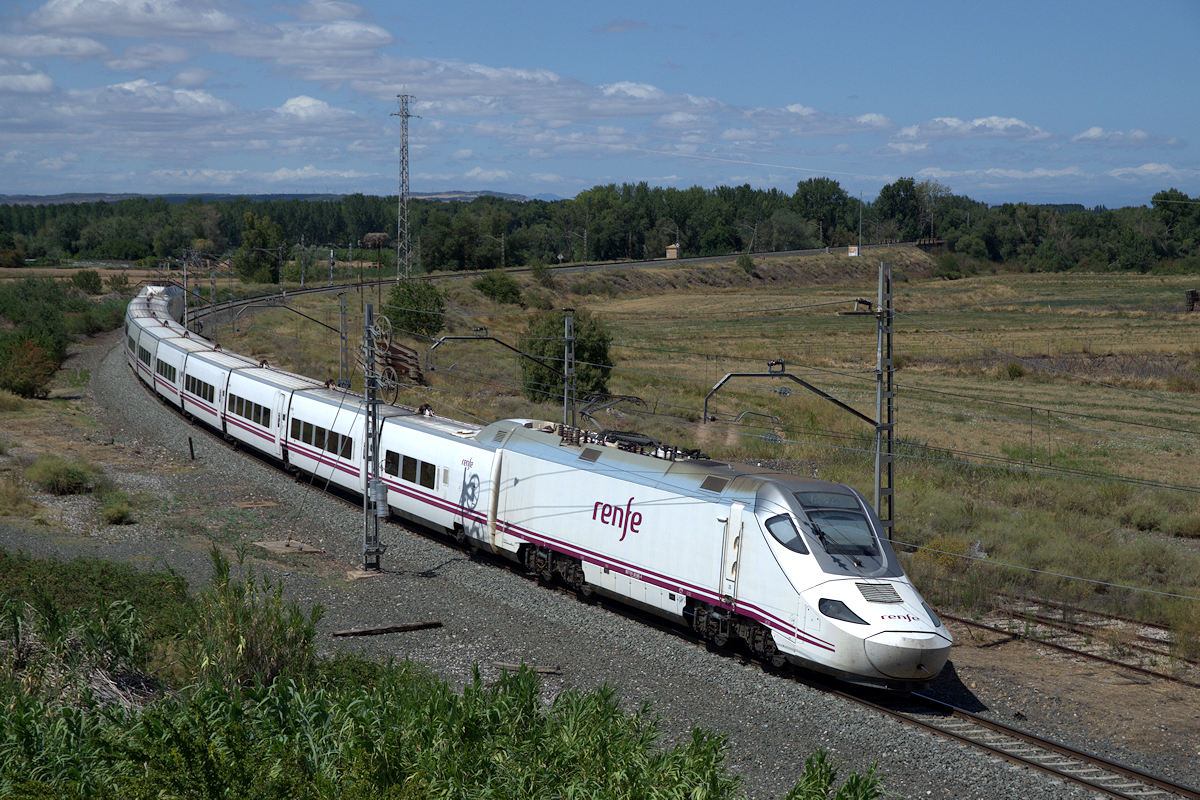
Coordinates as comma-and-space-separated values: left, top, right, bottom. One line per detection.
794, 491, 879, 558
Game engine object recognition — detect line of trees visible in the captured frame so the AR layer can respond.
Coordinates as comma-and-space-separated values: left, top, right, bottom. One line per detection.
1, 181, 1197, 274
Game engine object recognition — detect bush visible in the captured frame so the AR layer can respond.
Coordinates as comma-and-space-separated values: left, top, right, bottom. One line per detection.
70, 269, 103, 294
473, 269, 523, 305
181, 548, 323, 689
0, 390, 23, 411
530, 260, 555, 288
384, 278, 446, 339
0, 339, 57, 398
0, 475, 37, 516
24, 455, 98, 495
104, 271, 130, 293
736, 254, 755, 274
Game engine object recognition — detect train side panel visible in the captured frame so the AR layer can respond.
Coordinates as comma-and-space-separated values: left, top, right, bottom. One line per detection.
377, 415, 494, 537
286, 390, 366, 494
495, 444, 727, 619
179, 350, 251, 431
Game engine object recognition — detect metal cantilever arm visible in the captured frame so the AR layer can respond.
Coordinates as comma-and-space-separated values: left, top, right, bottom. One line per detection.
703, 371, 874, 426
426, 335, 564, 377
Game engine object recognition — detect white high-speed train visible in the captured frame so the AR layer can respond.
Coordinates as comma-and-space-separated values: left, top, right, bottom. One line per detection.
125, 285, 951, 685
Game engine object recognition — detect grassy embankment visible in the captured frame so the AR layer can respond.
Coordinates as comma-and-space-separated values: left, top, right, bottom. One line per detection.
218, 252, 1200, 660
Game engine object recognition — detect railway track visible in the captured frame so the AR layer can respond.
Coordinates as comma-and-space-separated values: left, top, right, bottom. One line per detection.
818, 683, 1200, 800
938, 599, 1200, 690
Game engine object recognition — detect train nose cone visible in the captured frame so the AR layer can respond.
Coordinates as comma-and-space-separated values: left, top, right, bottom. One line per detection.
864, 631, 952, 680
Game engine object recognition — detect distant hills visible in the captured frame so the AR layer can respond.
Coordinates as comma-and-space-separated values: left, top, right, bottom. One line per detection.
0, 190, 564, 206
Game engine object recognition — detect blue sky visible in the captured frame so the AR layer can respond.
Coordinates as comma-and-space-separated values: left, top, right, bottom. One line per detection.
0, 0, 1196, 206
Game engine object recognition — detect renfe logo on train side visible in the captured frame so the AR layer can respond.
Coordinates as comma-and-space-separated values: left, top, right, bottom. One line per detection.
593, 498, 642, 541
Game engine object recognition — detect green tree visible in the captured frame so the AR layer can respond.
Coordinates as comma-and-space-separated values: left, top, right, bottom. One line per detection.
384, 278, 446, 339
233, 212, 286, 283
873, 178, 922, 241
518, 309, 613, 403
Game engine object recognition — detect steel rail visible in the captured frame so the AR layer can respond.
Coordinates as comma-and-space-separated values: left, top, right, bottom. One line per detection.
942, 613, 1200, 690
809, 679, 1200, 800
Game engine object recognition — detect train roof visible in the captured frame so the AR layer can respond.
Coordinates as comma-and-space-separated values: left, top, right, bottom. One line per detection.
479, 418, 851, 503
228, 365, 321, 392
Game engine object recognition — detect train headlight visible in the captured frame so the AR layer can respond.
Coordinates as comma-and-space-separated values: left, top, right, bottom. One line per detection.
818, 598, 867, 625
922, 601, 943, 628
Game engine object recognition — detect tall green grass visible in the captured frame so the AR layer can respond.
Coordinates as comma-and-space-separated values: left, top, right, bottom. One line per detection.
0, 548, 882, 799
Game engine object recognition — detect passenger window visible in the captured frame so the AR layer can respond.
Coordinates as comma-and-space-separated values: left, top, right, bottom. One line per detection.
291, 418, 300, 439
313, 427, 326, 451
384, 450, 399, 476
302, 422, 313, 444
262, 408, 270, 428
401, 455, 417, 483
419, 461, 436, 489
765, 514, 809, 554
340, 436, 352, 459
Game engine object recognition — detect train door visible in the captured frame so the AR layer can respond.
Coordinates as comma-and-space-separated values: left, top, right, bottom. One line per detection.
719, 502, 744, 607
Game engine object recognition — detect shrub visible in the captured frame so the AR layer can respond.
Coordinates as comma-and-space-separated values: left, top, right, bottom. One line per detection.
524, 287, 555, 310
0, 339, 56, 398
181, 548, 323, 689
0, 475, 37, 516
70, 269, 103, 294
473, 269, 523, 305
530, 260, 555, 288
104, 270, 130, 293
24, 455, 98, 495
0, 390, 23, 412
384, 278, 446, 339
736, 254, 755, 274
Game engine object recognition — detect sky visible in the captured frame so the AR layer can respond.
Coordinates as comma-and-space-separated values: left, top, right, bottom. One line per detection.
0, 0, 1197, 207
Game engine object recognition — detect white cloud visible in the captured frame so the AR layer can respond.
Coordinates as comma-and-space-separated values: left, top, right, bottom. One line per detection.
855, 112, 891, 128
719, 128, 757, 140
654, 111, 711, 129
276, 95, 340, 119
29, 0, 239, 36
36, 153, 77, 170
530, 172, 565, 183
1072, 126, 1177, 148
784, 103, 817, 116
1107, 162, 1198, 181
0, 33, 107, 58
292, 0, 365, 22
0, 59, 54, 93
465, 166, 513, 181
600, 81, 663, 100
896, 115, 1049, 142
916, 166, 1086, 181
105, 43, 189, 70
150, 167, 242, 186
886, 142, 927, 154
65, 78, 233, 116
272, 20, 393, 52
171, 67, 214, 87
451, 149, 474, 160
266, 165, 370, 182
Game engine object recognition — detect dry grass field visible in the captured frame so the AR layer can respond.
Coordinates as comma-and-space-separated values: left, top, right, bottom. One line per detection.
212, 251, 1200, 658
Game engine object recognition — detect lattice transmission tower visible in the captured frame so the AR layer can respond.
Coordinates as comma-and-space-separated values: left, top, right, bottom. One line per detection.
391, 94, 418, 279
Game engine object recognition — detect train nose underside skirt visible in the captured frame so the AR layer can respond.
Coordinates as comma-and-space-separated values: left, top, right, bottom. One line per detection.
864, 631, 952, 680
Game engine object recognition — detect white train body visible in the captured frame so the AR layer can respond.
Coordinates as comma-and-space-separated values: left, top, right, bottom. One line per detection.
125, 286, 951, 684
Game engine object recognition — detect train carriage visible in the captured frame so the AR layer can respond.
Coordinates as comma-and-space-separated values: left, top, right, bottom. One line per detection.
225, 367, 321, 459
179, 349, 258, 431
377, 412, 490, 539
285, 388, 368, 494
151, 334, 212, 408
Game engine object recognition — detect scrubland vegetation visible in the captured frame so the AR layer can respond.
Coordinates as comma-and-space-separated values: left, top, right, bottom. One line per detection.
0, 549, 879, 799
